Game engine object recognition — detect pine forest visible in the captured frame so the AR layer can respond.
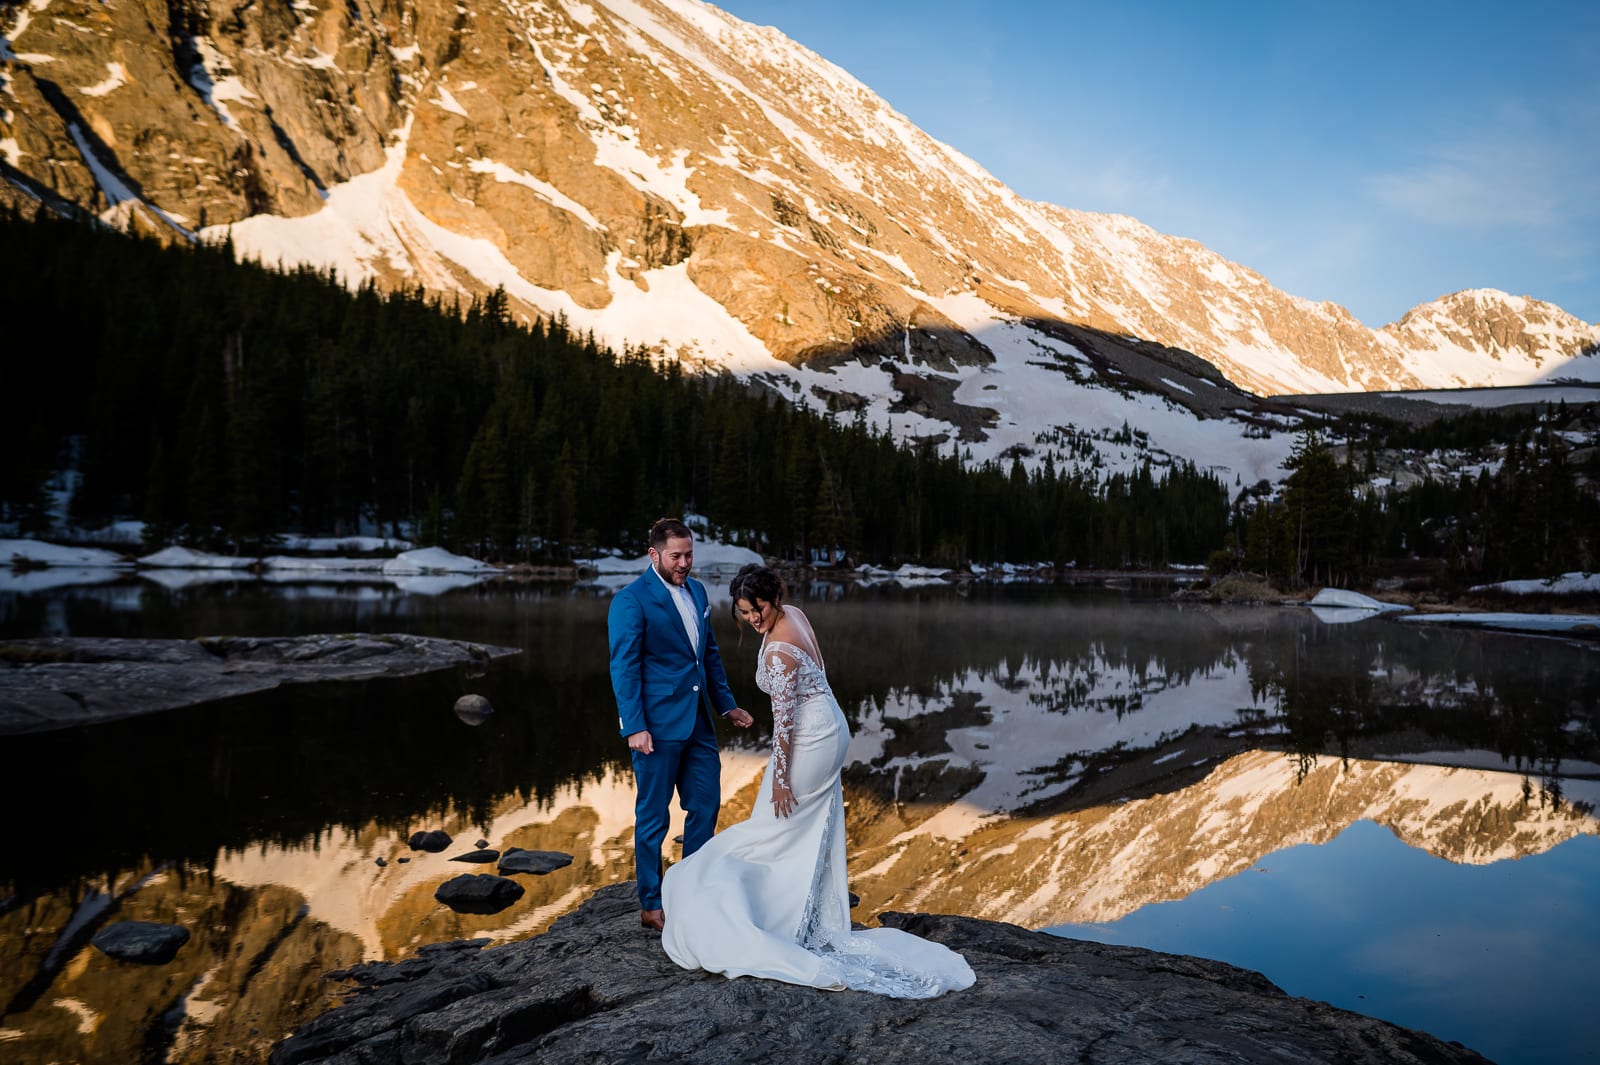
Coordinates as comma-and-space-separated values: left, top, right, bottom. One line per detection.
2, 211, 1595, 587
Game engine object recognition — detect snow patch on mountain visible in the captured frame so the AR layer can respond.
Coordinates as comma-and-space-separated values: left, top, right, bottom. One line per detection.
158, 0, 1598, 485
221, 131, 419, 285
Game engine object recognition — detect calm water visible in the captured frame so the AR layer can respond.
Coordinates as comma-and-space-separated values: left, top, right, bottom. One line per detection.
2, 573, 1597, 1064
1052, 820, 1600, 1065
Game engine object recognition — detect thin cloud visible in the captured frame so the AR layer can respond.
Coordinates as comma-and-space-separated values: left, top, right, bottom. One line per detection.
1044, 152, 1176, 222
1369, 103, 1598, 231
1092, 160, 1175, 219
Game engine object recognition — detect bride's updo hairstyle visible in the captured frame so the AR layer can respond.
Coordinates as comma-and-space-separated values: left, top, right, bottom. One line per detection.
728, 563, 785, 621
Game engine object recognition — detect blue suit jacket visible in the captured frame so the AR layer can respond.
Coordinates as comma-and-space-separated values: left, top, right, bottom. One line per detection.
608, 570, 738, 742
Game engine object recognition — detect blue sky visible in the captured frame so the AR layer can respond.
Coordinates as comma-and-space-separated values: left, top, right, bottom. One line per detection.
717, 0, 1599, 328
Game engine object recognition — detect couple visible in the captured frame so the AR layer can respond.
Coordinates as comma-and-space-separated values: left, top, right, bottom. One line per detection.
606, 518, 974, 998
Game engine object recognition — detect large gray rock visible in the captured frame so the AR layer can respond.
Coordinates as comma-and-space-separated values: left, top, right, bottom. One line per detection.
0, 634, 520, 735
271, 883, 1490, 1065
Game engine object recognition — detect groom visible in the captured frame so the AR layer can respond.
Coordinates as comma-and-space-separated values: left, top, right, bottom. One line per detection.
608, 517, 751, 931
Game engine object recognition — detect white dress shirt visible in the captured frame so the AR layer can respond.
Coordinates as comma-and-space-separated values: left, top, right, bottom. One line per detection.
653, 566, 699, 654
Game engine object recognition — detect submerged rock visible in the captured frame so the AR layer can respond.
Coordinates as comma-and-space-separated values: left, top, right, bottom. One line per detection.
451, 849, 500, 864
409, 830, 452, 853
91, 921, 190, 964
453, 694, 494, 724
434, 874, 525, 915
272, 883, 1490, 1065
497, 848, 573, 876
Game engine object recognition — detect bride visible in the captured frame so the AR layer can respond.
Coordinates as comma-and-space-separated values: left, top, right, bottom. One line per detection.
660, 564, 975, 997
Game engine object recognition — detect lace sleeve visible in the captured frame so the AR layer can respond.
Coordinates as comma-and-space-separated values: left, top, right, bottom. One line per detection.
760, 647, 800, 795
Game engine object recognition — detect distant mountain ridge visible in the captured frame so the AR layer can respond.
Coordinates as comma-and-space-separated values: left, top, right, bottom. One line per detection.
3, 0, 1597, 464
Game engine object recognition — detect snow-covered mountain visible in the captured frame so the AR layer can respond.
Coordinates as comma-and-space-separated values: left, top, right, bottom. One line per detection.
4, 0, 1597, 476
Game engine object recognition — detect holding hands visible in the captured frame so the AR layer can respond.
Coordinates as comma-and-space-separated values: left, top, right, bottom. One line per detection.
727, 708, 753, 728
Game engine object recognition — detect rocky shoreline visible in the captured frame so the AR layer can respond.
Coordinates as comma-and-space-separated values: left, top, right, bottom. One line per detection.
271, 882, 1489, 1064
0, 633, 520, 736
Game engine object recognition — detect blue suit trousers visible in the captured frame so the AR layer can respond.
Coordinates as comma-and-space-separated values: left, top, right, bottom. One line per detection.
632, 707, 720, 910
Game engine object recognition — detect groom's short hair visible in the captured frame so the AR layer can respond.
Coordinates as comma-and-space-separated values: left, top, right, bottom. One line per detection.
649, 517, 692, 550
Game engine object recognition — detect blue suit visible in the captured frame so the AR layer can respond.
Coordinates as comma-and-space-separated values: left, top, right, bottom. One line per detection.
608, 569, 739, 910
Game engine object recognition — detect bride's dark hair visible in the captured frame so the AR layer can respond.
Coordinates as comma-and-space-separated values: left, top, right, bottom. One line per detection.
728, 563, 785, 621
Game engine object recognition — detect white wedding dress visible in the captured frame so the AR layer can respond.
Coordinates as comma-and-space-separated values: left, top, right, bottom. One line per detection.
661, 608, 975, 997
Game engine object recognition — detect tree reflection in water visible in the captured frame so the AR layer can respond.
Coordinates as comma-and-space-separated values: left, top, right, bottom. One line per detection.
1, 578, 1596, 1064
1244, 618, 1595, 800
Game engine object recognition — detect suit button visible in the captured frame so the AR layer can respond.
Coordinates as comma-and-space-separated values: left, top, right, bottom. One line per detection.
693, 685, 700, 692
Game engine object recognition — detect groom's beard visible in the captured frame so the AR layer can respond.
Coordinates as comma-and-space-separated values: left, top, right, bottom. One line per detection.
654, 559, 689, 585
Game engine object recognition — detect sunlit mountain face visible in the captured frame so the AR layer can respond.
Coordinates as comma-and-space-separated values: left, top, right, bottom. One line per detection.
2, 582, 1595, 1064
3, 0, 1598, 484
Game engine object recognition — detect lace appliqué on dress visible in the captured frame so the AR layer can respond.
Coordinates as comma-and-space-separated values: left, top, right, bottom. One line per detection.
760, 640, 955, 999
798, 788, 950, 998
756, 640, 831, 795
757, 649, 797, 794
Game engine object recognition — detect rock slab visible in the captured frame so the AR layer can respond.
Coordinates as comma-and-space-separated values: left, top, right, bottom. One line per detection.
0, 634, 520, 736
271, 883, 1490, 1065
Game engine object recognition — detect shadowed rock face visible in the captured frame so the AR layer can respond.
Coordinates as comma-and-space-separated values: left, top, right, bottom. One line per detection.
270, 882, 1490, 1065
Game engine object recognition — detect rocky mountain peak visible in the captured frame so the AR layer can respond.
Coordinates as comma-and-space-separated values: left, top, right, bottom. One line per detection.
1386, 289, 1600, 372
3, 0, 1597, 456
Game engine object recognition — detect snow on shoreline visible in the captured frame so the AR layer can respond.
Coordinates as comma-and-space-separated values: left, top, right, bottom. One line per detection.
1295, 585, 1600, 638
1397, 612, 1600, 636
2, 539, 131, 568
1305, 587, 1409, 624
5, 535, 1600, 639
1306, 588, 1407, 612
575, 539, 763, 576
140, 546, 255, 569
1470, 572, 1600, 596
381, 547, 500, 575
1, 537, 502, 596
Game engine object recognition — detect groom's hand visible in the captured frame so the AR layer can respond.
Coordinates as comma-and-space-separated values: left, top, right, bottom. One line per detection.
726, 708, 753, 728
627, 729, 654, 754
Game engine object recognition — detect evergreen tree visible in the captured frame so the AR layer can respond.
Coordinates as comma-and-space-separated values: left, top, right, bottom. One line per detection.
17, 207, 1590, 581
1281, 431, 1356, 587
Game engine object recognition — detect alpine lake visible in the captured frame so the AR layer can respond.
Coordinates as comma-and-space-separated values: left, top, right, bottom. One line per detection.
2, 572, 1597, 1065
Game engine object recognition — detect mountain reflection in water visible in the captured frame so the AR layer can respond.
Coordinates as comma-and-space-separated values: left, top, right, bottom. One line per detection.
1052, 820, 1600, 1065
0, 579, 1596, 1063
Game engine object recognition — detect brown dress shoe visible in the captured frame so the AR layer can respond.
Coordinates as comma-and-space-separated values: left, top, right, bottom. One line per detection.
640, 908, 665, 931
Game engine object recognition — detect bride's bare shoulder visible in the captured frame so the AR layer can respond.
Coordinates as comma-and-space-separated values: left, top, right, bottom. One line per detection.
767, 608, 801, 642
767, 608, 823, 662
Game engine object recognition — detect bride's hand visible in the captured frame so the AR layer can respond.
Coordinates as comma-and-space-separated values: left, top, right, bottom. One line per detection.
772, 784, 798, 818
